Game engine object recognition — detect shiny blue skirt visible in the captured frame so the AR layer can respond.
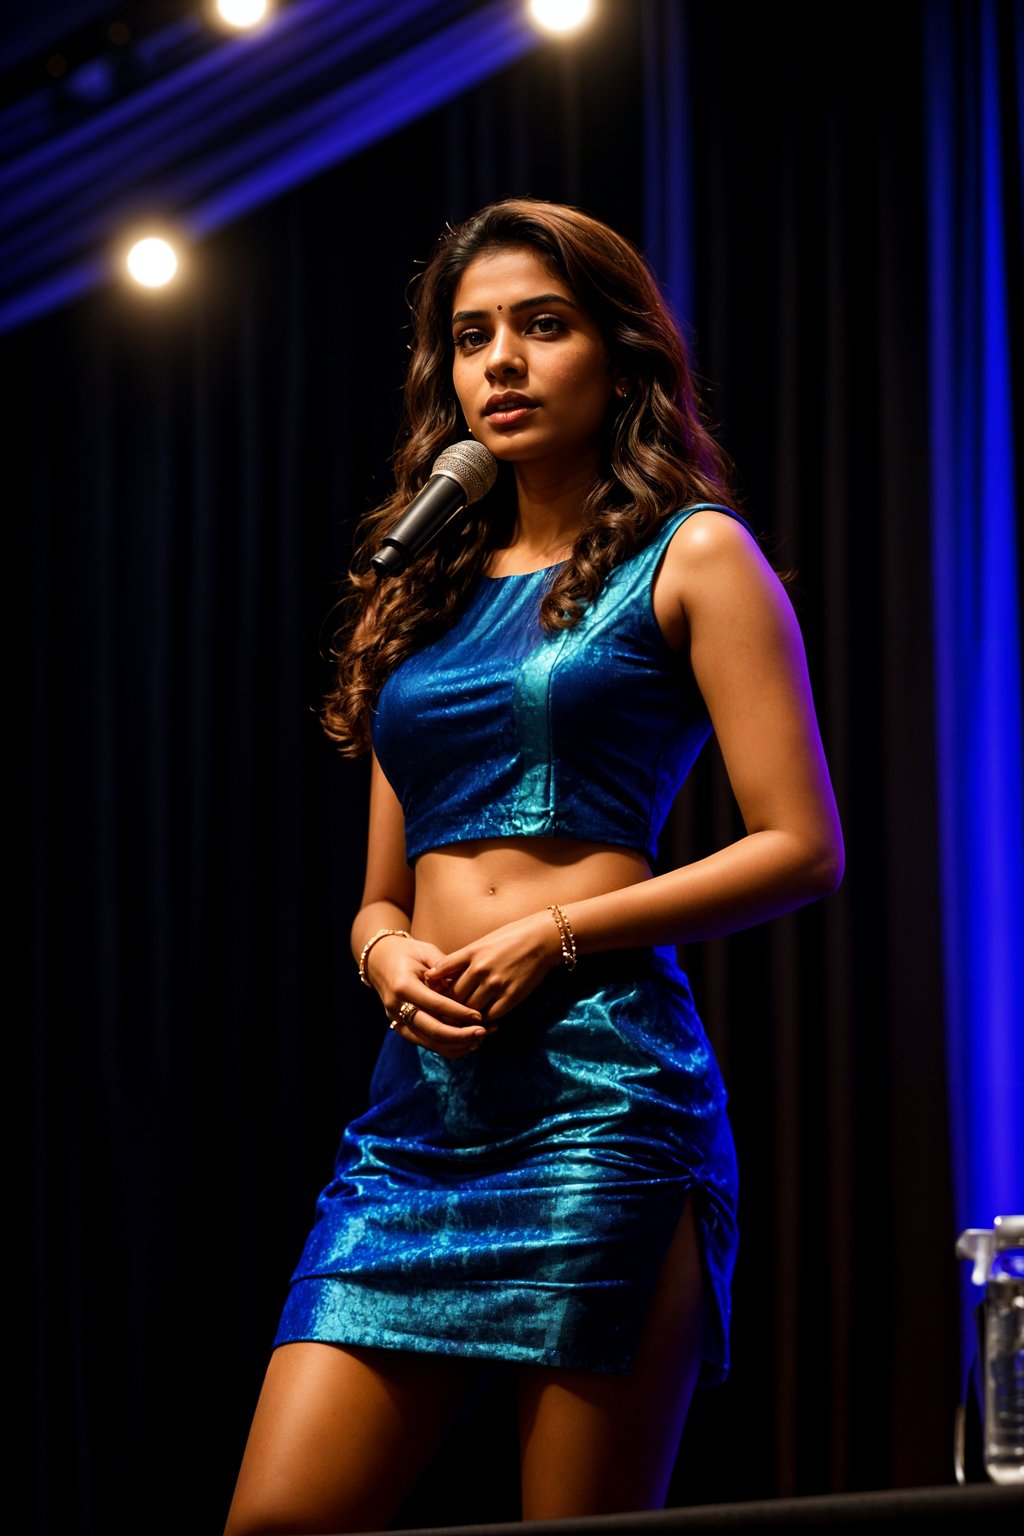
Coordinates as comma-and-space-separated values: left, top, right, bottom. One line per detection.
275, 948, 738, 1380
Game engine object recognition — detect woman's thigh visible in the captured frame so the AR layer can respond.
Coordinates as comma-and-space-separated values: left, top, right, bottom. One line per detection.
516, 1197, 705, 1520
224, 1341, 480, 1535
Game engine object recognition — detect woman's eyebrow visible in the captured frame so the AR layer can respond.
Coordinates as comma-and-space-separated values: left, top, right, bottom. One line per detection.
451, 292, 581, 325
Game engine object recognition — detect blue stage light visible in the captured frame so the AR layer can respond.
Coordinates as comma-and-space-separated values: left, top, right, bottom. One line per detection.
925, 0, 1024, 1374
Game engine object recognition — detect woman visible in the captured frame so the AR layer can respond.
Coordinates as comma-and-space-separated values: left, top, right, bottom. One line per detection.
226, 199, 843, 1533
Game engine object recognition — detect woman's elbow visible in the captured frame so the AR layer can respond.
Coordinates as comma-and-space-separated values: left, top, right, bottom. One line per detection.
805, 834, 845, 899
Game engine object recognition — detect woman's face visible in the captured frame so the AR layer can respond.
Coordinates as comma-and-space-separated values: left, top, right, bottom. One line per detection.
450, 245, 616, 474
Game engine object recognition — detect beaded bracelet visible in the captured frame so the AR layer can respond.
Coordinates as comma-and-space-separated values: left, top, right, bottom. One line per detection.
547, 903, 577, 972
357, 928, 411, 987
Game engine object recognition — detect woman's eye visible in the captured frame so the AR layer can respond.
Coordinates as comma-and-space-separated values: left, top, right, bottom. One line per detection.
454, 329, 487, 352
528, 315, 564, 336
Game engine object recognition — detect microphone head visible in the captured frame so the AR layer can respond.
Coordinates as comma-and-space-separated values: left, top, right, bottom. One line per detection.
432, 439, 498, 505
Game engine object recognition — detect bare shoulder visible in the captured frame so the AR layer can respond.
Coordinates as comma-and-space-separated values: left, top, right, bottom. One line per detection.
663, 508, 768, 577
653, 509, 787, 648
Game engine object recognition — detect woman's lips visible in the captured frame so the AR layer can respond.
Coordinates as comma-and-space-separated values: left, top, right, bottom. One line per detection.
484, 403, 539, 429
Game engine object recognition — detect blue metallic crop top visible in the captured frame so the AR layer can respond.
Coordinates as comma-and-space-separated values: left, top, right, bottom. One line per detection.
372, 504, 753, 863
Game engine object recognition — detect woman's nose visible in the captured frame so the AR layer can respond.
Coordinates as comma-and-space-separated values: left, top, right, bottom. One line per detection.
484, 327, 525, 379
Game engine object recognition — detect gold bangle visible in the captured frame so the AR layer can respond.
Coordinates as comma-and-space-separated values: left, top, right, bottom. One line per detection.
358, 928, 411, 987
547, 903, 577, 972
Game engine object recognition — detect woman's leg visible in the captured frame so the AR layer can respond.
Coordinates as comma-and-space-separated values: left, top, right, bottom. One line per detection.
225, 1341, 480, 1536
516, 1198, 706, 1519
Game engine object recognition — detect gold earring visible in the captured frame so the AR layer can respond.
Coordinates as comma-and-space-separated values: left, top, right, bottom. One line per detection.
616, 382, 629, 399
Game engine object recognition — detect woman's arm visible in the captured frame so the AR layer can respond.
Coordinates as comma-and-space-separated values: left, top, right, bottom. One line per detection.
350, 752, 416, 967
354, 752, 489, 1058
427, 515, 844, 1014
567, 511, 844, 946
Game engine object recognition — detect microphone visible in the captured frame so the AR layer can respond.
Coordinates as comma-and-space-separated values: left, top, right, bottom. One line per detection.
371, 440, 498, 577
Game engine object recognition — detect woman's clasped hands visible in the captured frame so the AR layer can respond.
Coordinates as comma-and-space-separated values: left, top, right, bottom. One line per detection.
369, 912, 561, 1059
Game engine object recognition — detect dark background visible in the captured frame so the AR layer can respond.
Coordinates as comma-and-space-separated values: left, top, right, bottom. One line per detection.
15, 1, 1012, 1530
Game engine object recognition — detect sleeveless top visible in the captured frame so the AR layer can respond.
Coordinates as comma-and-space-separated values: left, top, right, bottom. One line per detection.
372, 504, 753, 863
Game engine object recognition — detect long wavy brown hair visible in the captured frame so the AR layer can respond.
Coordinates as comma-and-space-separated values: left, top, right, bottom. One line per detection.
323, 197, 742, 754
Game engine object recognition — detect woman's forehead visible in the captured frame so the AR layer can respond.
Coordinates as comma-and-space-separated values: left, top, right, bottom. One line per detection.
451, 246, 573, 313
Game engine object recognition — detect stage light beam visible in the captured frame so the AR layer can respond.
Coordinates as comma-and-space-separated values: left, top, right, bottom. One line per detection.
126, 236, 178, 288
214, 0, 272, 29
528, 0, 594, 35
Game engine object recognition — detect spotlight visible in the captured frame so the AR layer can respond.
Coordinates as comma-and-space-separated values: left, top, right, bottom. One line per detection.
527, 0, 594, 35
125, 236, 179, 288
214, 0, 271, 29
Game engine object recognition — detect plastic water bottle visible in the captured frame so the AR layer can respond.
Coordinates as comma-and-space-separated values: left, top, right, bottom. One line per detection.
957, 1214, 1024, 1485
984, 1241, 1024, 1483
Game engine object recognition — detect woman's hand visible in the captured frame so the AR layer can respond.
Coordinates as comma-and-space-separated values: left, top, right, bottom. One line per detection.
424, 910, 562, 1020
366, 933, 491, 1060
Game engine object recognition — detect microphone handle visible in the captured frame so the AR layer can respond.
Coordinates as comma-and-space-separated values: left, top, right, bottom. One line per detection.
371, 473, 468, 576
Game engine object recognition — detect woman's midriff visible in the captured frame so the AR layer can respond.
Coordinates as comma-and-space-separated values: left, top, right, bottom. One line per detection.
410, 836, 652, 953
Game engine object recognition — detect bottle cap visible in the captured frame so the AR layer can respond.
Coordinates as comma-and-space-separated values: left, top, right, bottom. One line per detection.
956, 1214, 1024, 1284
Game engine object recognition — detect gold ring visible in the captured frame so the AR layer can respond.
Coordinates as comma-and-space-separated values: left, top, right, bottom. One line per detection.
397, 1001, 416, 1024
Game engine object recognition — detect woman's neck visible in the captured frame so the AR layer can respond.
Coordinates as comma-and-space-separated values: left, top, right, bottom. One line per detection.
506, 459, 596, 560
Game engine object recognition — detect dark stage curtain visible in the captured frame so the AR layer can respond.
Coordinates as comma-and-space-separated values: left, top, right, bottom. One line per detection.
16, 3, 1017, 1531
